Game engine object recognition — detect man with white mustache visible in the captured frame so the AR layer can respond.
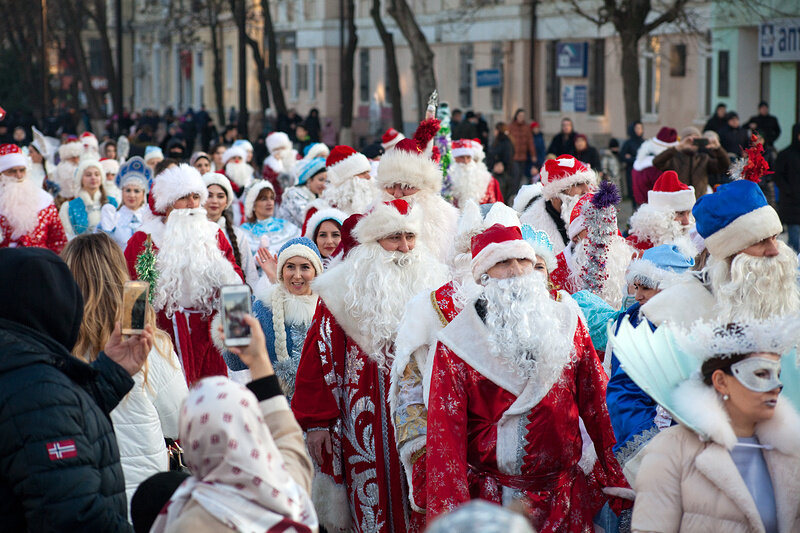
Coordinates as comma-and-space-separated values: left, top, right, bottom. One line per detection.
124, 164, 244, 386
262, 131, 299, 204
447, 139, 503, 207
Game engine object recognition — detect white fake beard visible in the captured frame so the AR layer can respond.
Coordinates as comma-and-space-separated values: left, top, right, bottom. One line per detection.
153, 207, 242, 317
0, 178, 42, 238
54, 161, 79, 198
629, 205, 696, 256
450, 251, 482, 310
225, 161, 254, 188
482, 272, 573, 380
450, 161, 489, 205
558, 192, 582, 226
342, 241, 447, 368
708, 241, 800, 321
569, 236, 632, 308
321, 176, 378, 214
277, 149, 299, 173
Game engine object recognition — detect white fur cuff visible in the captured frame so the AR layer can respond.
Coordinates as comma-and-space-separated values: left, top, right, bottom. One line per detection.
703, 205, 782, 259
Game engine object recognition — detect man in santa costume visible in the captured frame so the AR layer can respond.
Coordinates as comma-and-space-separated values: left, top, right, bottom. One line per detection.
426, 223, 632, 531
262, 131, 299, 203
514, 155, 597, 255
99, 157, 122, 204
124, 164, 244, 385
626, 170, 697, 257
381, 127, 405, 152
221, 144, 253, 196
52, 136, 83, 201
631, 127, 678, 205
313, 145, 376, 219
292, 199, 448, 533
80, 131, 100, 156
642, 178, 800, 326
550, 182, 633, 308
0, 144, 67, 253
447, 139, 503, 207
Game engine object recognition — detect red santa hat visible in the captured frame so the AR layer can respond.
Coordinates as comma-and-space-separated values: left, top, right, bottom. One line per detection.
244, 180, 275, 219
221, 145, 247, 166
647, 170, 695, 212
652, 127, 679, 149
325, 145, 371, 186
381, 128, 405, 151
151, 163, 209, 214
80, 132, 99, 152
58, 137, 83, 160
0, 143, 29, 173
302, 207, 347, 240
470, 223, 537, 282
202, 171, 235, 203
539, 155, 597, 200
451, 139, 474, 159
375, 138, 442, 193
266, 131, 292, 153
352, 199, 423, 245
99, 157, 120, 177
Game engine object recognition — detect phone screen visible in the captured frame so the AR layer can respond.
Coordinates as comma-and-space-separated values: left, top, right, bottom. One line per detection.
221, 285, 252, 346
122, 281, 149, 335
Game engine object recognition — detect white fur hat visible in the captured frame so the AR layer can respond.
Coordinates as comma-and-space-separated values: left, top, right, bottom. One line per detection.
222, 146, 247, 166
540, 155, 597, 201
325, 145, 371, 186
276, 237, 323, 280
244, 180, 275, 219
303, 207, 347, 239
267, 132, 292, 153
454, 200, 521, 255
202, 172, 235, 204
74, 156, 105, 189
80, 132, 99, 152
58, 138, 83, 160
471, 223, 537, 282
375, 138, 442, 194
304, 143, 330, 160
151, 163, 209, 213
100, 158, 120, 176
353, 199, 423, 244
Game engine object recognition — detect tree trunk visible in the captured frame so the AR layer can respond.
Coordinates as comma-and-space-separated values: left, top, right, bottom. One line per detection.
63, 1, 104, 120
371, 0, 403, 130
387, 0, 436, 121
340, 0, 357, 129
263, 1, 287, 115
619, 30, 642, 125
208, 2, 226, 126
229, 0, 270, 120
92, 0, 122, 116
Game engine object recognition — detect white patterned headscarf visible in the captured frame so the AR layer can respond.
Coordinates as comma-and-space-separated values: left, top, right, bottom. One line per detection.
150, 377, 318, 533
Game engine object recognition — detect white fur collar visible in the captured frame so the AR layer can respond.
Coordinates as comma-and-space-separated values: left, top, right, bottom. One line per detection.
519, 197, 566, 254
78, 188, 103, 206
672, 377, 800, 453
255, 281, 318, 325
139, 217, 166, 248
640, 275, 716, 327
312, 262, 373, 352
34, 188, 54, 212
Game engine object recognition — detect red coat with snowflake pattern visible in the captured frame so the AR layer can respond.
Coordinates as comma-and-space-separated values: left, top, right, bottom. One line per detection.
0, 203, 67, 254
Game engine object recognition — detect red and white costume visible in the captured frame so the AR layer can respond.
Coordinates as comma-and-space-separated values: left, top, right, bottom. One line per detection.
631, 127, 678, 205
448, 139, 503, 207
124, 165, 244, 386
0, 144, 67, 253
262, 132, 299, 203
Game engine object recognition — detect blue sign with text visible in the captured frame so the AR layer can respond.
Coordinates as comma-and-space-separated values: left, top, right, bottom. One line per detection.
476, 69, 502, 88
574, 85, 587, 112
556, 42, 588, 77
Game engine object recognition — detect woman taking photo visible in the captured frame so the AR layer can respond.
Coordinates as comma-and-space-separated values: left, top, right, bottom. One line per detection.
98, 156, 155, 249
611, 317, 800, 532
202, 172, 259, 288
241, 181, 300, 255
59, 157, 118, 238
61, 232, 188, 513
277, 157, 328, 228
302, 207, 345, 269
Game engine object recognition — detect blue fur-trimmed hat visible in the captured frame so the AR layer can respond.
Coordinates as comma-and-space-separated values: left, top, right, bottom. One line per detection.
295, 157, 326, 186
626, 244, 695, 289
276, 237, 323, 281
692, 180, 782, 259
116, 156, 153, 191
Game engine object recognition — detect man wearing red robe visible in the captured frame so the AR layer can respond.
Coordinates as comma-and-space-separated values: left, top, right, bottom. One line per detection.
447, 139, 503, 207
292, 199, 447, 533
124, 164, 244, 385
426, 224, 632, 532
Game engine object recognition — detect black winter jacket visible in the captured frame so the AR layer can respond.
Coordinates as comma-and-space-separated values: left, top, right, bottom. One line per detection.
774, 124, 800, 224
0, 248, 134, 532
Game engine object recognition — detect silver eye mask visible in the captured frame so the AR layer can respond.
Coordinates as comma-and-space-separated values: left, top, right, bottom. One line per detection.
730, 357, 782, 393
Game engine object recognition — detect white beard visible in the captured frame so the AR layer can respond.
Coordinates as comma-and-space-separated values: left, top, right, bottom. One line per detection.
0, 178, 43, 239
154, 207, 242, 317
557, 192, 582, 225
482, 272, 573, 381
568, 236, 632, 308
321, 176, 378, 214
277, 149, 299, 173
450, 161, 489, 206
708, 241, 800, 321
225, 161, 254, 188
629, 205, 697, 257
54, 161, 79, 198
341, 241, 447, 368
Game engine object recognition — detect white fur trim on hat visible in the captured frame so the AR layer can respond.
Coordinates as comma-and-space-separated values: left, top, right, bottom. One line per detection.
81, 133, 99, 149
305, 143, 330, 160
451, 145, 473, 159
100, 159, 120, 176
703, 205, 783, 259
327, 152, 371, 186
471, 240, 537, 282
353, 201, 423, 244
625, 259, 680, 289
375, 149, 442, 193
222, 146, 247, 166
151, 163, 209, 213
267, 132, 292, 153
277, 243, 323, 281
568, 214, 586, 240
303, 207, 346, 239
648, 187, 695, 212
244, 180, 275, 219
202, 172, 235, 205
541, 163, 597, 201
0, 152, 28, 173
59, 141, 83, 160
74, 157, 105, 188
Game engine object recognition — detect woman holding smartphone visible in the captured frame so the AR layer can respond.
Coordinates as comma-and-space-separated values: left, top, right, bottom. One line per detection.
61, 232, 188, 515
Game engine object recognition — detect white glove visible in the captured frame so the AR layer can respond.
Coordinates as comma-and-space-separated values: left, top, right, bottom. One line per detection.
99, 203, 119, 231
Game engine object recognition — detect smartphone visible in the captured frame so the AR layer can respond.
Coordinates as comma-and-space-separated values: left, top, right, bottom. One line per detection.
122, 281, 149, 335
693, 137, 709, 147
220, 285, 252, 347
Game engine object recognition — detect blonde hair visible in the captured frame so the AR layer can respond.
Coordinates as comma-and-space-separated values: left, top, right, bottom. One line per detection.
61, 233, 174, 377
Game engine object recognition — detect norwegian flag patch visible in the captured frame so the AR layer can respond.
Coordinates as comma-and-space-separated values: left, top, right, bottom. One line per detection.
47, 440, 77, 461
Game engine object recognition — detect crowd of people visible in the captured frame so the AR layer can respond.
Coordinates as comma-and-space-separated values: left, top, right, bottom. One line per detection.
1, 98, 800, 533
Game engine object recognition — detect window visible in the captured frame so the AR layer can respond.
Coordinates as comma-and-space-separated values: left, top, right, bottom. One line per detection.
589, 39, 605, 115
491, 42, 503, 111
704, 53, 713, 115
718, 50, 729, 98
760, 62, 770, 104
670, 44, 686, 77
641, 37, 661, 116
225, 46, 233, 89
384, 61, 392, 105
546, 40, 560, 112
291, 50, 299, 100
283, 64, 289, 90
89, 39, 104, 76
298, 64, 308, 92
309, 49, 316, 100
359, 49, 370, 102
459, 44, 473, 108
318, 64, 323, 93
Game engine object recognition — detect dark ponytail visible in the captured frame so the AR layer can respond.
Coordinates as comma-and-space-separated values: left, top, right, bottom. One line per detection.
222, 208, 243, 270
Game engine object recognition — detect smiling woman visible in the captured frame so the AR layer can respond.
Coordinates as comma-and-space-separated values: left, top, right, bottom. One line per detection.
59, 157, 118, 239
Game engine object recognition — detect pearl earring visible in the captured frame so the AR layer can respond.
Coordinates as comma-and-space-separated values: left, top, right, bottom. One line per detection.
722, 394, 730, 401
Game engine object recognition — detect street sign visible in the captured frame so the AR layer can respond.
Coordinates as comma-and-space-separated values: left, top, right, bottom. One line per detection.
574, 85, 587, 112
476, 69, 502, 88
759, 19, 800, 62
556, 42, 588, 77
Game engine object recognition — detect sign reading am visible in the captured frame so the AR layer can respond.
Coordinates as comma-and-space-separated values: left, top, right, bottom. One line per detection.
760, 19, 800, 62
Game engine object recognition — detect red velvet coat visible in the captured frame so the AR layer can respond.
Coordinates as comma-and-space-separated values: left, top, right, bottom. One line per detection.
0, 203, 67, 253
550, 251, 579, 295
